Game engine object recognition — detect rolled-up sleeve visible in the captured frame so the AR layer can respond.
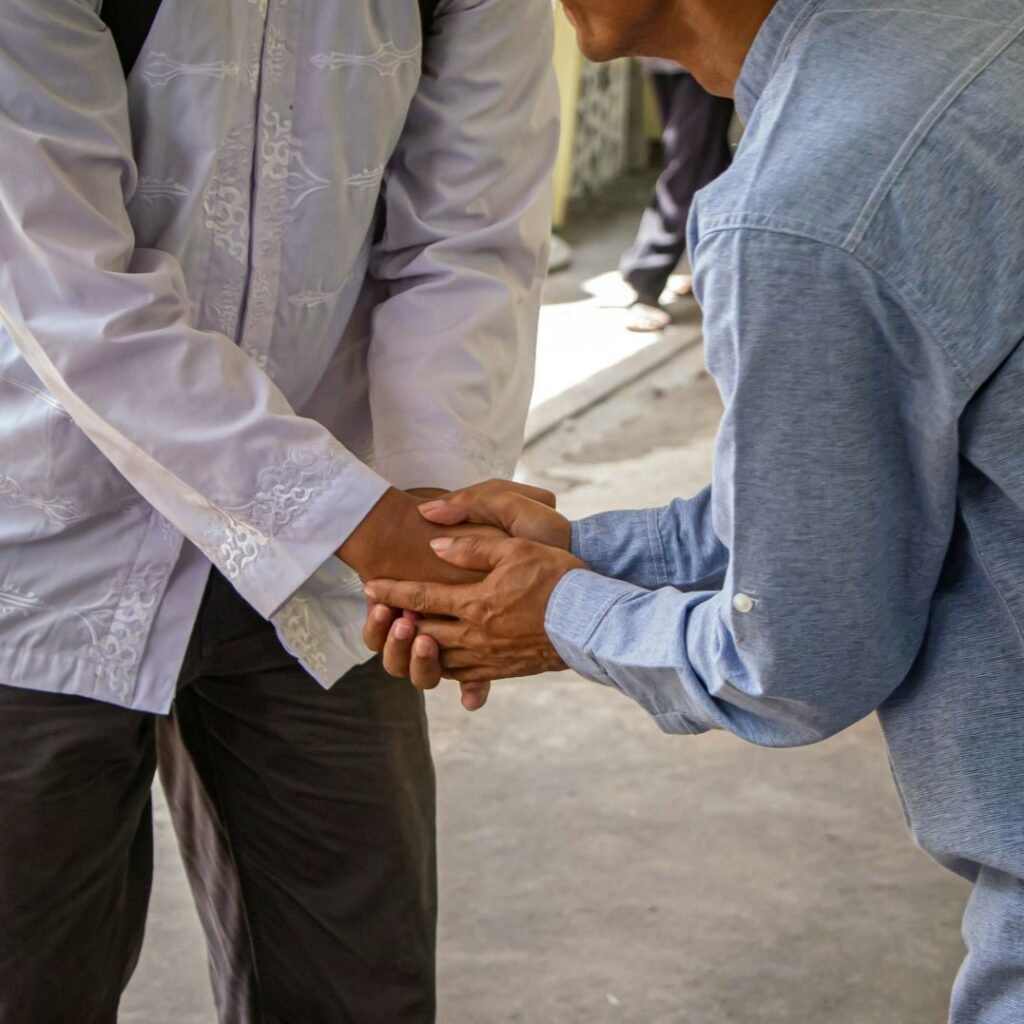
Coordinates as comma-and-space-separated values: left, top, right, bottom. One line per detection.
0, 0, 389, 619
570, 487, 729, 591
367, 0, 559, 491
547, 229, 960, 747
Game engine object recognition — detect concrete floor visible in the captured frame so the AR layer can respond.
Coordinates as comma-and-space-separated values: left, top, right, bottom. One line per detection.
121, 184, 970, 1022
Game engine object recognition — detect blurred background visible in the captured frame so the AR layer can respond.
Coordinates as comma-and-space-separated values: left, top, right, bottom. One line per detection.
122, 18, 971, 1023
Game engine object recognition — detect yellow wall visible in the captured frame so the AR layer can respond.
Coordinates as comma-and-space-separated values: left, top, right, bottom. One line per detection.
643, 75, 662, 141
551, 5, 582, 228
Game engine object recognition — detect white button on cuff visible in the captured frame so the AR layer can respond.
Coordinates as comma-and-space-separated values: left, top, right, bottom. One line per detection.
732, 593, 755, 614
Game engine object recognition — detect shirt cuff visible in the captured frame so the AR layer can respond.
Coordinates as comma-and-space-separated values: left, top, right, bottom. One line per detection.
271, 553, 374, 687
230, 456, 390, 619
570, 508, 670, 590
545, 568, 635, 685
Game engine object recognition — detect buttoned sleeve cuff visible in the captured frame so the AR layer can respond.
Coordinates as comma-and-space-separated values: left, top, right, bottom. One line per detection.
545, 569, 713, 736
544, 568, 634, 685
225, 455, 390, 620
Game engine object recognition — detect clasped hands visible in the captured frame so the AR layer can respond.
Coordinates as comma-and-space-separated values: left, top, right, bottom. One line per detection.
354, 481, 586, 711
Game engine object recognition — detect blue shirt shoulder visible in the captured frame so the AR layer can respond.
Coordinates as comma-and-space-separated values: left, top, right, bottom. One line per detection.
694, 0, 1024, 393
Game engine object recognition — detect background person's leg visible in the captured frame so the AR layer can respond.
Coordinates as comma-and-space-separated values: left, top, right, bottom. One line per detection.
0, 685, 156, 1024
159, 575, 436, 1024
620, 71, 734, 306
950, 865, 1024, 1022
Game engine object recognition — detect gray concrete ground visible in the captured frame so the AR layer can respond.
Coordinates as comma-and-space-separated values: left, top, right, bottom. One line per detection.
122, 182, 970, 1022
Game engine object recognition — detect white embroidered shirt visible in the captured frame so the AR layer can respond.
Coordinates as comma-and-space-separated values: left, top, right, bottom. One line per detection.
0, 0, 558, 709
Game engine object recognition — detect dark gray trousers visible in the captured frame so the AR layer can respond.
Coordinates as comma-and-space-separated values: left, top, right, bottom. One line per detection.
0, 571, 436, 1024
619, 71, 734, 304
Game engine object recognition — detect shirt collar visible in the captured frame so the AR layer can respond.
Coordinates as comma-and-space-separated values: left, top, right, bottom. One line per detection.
734, 0, 823, 122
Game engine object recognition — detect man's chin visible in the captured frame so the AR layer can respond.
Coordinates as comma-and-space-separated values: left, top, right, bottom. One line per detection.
572, 28, 626, 63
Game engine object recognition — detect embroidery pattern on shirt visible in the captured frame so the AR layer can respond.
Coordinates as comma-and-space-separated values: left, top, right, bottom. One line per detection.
207, 278, 246, 339
0, 373, 69, 416
89, 563, 169, 700
288, 151, 331, 209
0, 582, 112, 649
135, 177, 191, 204
0, 585, 44, 620
244, 271, 277, 341
310, 41, 421, 77
202, 124, 253, 265
275, 595, 328, 676
255, 107, 294, 250
345, 166, 384, 191
205, 444, 345, 580
288, 288, 344, 310
242, 339, 271, 373
141, 54, 243, 88
244, 32, 264, 91
156, 514, 181, 551
265, 21, 290, 84
0, 474, 83, 527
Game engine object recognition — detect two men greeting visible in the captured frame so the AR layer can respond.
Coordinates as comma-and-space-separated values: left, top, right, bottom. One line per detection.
1, 0, 1023, 1020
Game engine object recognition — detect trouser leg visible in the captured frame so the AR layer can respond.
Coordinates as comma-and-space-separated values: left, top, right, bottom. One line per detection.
0, 685, 156, 1024
950, 865, 1024, 1022
158, 573, 437, 1024
620, 71, 735, 302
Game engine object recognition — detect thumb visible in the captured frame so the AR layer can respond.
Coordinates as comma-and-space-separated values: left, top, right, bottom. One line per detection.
429, 534, 506, 572
421, 491, 531, 536
418, 501, 471, 527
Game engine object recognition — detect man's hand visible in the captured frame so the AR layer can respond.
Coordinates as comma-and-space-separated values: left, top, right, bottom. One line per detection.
360, 480, 567, 709
416, 479, 571, 550
355, 487, 500, 710
364, 534, 586, 684
338, 487, 501, 585
364, 604, 492, 711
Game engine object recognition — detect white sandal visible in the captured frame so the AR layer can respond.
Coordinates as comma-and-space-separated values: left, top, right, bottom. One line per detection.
627, 301, 671, 333
670, 274, 693, 298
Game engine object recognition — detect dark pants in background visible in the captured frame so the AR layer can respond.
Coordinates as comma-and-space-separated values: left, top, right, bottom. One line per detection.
0, 571, 436, 1024
619, 71, 735, 304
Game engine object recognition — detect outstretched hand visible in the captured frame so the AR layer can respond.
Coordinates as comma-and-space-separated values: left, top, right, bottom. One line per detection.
362, 480, 578, 709
416, 478, 571, 549
364, 531, 586, 689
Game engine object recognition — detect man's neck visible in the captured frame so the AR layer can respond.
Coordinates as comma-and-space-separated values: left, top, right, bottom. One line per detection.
658, 0, 778, 97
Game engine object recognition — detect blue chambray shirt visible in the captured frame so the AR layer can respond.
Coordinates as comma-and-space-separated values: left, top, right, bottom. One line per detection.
546, 0, 1024, 1016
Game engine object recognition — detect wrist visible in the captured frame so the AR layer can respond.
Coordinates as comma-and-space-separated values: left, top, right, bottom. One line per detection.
555, 515, 572, 551
337, 487, 416, 578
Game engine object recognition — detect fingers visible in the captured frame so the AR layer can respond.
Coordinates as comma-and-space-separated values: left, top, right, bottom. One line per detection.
364, 578, 462, 616
384, 624, 487, 710
418, 491, 520, 532
431, 479, 556, 510
405, 631, 486, 707
381, 614, 442, 688
381, 612, 416, 679
420, 490, 570, 550
459, 680, 491, 711
428, 534, 507, 572
409, 633, 443, 691
411, 618, 463, 647
415, 502, 472, 527
418, 480, 556, 528
363, 603, 395, 653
